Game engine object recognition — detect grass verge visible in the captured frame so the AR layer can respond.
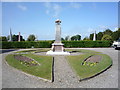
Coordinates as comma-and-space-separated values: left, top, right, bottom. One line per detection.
15, 49, 50, 53
67, 50, 112, 80
65, 49, 100, 53
6, 54, 53, 80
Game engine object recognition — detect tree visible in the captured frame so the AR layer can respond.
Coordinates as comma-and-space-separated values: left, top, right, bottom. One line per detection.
89, 33, 94, 40
65, 36, 70, 41
0, 36, 7, 41
97, 32, 103, 40
8, 34, 25, 41
27, 34, 36, 41
61, 37, 64, 41
71, 34, 81, 41
103, 29, 113, 36
71, 36, 77, 41
112, 28, 120, 41
76, 34, 81, 40
19, 35, 25, 41
7, 34, 25, 41
88, 28, 120, 41
83, 36, 90, 41
12, 35, 18, 41
101, 34, 112, 41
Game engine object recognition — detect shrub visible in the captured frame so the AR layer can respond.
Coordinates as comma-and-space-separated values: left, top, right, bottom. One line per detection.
1, 40, 112, 49
62, 41, 112, 48
2, 41, 53, 49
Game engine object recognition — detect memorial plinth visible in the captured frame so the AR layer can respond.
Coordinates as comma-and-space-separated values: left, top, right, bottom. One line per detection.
46, 19, 70, 55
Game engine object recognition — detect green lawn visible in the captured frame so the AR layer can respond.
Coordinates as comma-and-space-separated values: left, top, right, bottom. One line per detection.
67, 50, 112, 80
15, 50, 36, 53
15, 49, 50, 53
6, 54, 53, 80
65, 49, 100, 53
34, 48, 50, 53
6, 49, 112, 81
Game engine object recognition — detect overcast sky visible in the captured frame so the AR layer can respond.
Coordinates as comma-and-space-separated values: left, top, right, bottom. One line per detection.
2, 2, 118, 40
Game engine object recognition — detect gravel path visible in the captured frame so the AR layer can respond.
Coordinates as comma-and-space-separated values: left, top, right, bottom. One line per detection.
53, 56, 79, 88
2, 48, 118, 88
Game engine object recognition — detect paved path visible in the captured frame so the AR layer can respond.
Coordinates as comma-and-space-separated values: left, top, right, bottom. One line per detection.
0, 49, 17, 54
53, 56, 79, 87
2, 48, 118, 88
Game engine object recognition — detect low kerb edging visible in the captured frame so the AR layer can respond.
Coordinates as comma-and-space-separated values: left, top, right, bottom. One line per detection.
79, 63, 112, 82
5, 54, 54, 83
51, 57, 54, 82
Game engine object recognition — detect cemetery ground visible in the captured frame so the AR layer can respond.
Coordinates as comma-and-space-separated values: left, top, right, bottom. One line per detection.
2, 48, 118, 88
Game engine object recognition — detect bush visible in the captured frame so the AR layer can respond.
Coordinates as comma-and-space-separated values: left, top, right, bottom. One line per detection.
1, 40, 112, 49
2, 41, 53, 49
62, 41, 112, 48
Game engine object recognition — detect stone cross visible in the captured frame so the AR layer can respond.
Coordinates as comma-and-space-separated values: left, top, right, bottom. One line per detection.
55, 19, 61, 43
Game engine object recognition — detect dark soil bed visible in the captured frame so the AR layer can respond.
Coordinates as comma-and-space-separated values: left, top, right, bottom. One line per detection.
86, 55, 102, 63
14, 55, 39, 66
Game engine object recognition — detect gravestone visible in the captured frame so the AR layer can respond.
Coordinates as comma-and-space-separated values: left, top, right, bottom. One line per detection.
46, 19, 70, 55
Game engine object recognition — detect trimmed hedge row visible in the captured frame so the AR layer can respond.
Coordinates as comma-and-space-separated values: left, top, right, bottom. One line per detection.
63, 41, 112, 48
1, 41, 53, 49
1, 41, 112, 49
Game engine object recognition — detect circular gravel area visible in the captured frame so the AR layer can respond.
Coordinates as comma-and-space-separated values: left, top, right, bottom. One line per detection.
2, 48, 118, 88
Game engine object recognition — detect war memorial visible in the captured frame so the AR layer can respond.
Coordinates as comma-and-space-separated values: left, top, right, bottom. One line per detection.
46, 19, 70, 55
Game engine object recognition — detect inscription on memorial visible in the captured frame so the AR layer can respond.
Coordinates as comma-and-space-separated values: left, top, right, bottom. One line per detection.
54, 46, 62, 52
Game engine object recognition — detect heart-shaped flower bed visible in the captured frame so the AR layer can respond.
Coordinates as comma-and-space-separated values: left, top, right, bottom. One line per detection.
14, 55, 40, 67
82, 55, 102, 66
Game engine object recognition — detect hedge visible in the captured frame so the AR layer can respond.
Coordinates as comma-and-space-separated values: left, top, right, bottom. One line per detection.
1, 41, 53, 49
1, 41, 112, 49
63, 41, 112, 48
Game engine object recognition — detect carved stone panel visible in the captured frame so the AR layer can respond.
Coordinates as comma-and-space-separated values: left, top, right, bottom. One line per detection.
54, 46, 62, 52
55, 24, 61, 43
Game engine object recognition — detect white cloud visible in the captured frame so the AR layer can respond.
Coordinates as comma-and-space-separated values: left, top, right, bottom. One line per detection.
87, 27, 95, 33
46, 10, 50, 14
44, 2, 82, 18
53, 4, 62, 17
17, 5, 27, 11
98, 25, 108, 31
70, 2, 82, 9
44, 2, 62, 18
44, 2, 51, 8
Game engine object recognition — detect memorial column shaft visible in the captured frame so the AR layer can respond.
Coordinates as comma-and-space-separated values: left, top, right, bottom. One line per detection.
55, 23, 61, 43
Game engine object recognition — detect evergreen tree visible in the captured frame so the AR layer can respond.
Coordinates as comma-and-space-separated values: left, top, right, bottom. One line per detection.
112, 28, 120, 41
103, 29, 113, 36
27, 34, 36, 41
0, 36, 7, 41
89, 33, 94, 40
97, 32, 103, 40
101, 34, 112, 41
